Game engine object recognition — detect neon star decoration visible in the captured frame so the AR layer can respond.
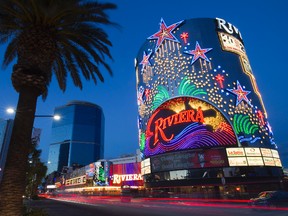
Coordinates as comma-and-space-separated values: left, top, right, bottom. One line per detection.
148, 18, 183, 52
227, 80, 251, 106
140, 51, 152, 70
215, 74, 225, 88
180, 32, 189, 44
184, 41, 213, 64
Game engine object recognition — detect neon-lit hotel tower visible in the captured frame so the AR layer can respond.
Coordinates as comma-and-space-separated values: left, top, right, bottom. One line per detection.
136, 18, 283, 192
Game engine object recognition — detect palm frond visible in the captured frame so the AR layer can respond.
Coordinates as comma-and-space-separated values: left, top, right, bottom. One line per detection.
53, 54, 67, 92
0, 0, 118, 96
2, 36, 18, 67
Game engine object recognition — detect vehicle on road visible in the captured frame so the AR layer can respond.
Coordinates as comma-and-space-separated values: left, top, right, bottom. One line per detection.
249, 190, 288, 207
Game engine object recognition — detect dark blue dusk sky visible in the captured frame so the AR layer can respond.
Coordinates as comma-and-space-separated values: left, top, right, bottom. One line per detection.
0, 0, 287, 167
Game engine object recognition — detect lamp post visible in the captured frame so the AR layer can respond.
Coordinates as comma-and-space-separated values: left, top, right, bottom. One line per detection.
35, 114, 61, 120
3, 108, 60, 195
6, 108, 61, 120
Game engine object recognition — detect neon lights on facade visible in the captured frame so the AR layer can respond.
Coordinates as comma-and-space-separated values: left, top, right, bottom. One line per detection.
112, 174, 143, 184
180, 32, 189, 44
226, 80, 251, 106
136, 17, 279, 162
184, 41, 213, 65
148, 18, 183, 52
145, 97, 237, 156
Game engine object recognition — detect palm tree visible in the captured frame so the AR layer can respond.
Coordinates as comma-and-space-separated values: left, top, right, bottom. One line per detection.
0, 1, 117, 215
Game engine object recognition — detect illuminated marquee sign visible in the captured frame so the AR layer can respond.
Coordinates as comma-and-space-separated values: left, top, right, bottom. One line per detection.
245, 148, 261, 157
260, 148, 273, 157
218, 32, 245, 56
65, 175, 86, 186
271, 149, 280, 158
228, 157, 247, 166
226, 148, 245, 157
145, 97, 237, 156
247, 157, 264, 166
141, 158, 151, 175
112, 174, 143, 184
274, 158, 282, 167
151, 149, 228, 172
111, 162, 144, 187
226, 147, 282, 168
263, 157, 275, 166
151, 106, 204, 145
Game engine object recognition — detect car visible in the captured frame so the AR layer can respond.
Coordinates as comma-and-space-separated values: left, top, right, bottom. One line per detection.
250, 190, 288, 208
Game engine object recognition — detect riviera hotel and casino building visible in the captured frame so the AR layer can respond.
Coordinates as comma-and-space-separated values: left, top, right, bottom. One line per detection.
135, 17, 284, 197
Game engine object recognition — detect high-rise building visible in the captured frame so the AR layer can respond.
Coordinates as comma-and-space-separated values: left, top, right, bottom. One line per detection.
0, 119, 13, 183
47, 101, 104, 174
135, 17, 283, 193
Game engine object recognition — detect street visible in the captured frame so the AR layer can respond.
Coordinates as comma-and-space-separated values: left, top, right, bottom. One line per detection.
26, 197, 288, 216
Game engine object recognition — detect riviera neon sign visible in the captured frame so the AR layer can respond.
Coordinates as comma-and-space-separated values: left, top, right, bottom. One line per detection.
112, 174, 143, 184
148, 107, 204, 146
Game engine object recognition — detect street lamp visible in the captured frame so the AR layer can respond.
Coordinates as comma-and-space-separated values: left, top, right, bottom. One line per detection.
35, 114, 61, 121
6, 108, 61, 120
6, 108, 15, 114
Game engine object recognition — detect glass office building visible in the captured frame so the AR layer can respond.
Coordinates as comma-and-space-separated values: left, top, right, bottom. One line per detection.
47, 101, 104, 174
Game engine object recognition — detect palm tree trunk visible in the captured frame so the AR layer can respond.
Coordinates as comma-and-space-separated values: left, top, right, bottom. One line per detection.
0, 86, 39, 216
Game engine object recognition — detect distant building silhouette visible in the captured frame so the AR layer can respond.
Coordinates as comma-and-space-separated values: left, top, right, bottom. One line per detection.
47, 101, 104, 174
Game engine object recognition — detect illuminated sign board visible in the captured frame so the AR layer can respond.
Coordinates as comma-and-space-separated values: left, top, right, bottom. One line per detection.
141, 158, 151, 175
145, 97, 237, 156
228, 157, 248, 166
141, 166, 151, 175
151, 149, 228, 172
271, 149, 280, 158
274, 158, 282, 167
141, 158, 150, 167
218, 32, 245, 56
263, 157, 275, 166
260, 148, 273, 157
247, 157, 264, 166
245, 148, 261, 157
111, 162, 143, 186
112, 174, 143, 184
65, 175, 86, 186
85, 161, 112, 186
226, 148, 245, 157
226, 148, 282, 167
